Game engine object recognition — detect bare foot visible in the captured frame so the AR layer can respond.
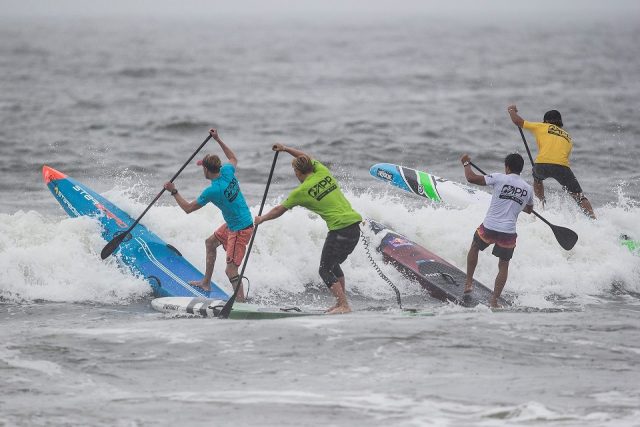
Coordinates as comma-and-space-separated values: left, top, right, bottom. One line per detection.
189, 280, 210, 292
463, 283, 473, 294
326, 305, 351, 315
490, 299, 503, 309
324, 303, 338, 313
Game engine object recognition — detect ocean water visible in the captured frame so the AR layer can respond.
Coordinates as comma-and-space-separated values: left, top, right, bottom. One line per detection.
1, 8, 640, 427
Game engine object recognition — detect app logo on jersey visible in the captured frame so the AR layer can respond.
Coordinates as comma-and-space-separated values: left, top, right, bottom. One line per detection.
224, 178, 240, 203
308, 176, 337, 201
547, 125, 571, 143
499, 184, 528, 205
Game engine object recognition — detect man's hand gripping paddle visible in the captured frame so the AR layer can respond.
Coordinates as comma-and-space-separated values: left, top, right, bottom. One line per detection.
101, 134, 212, 260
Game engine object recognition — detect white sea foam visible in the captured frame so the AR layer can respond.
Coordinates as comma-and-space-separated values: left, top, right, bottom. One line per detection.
161, 390, 608, 426
0, 210, 150, 304
62, 326, 203, 345
3, 184, 639, 307
0, 348, 62, 376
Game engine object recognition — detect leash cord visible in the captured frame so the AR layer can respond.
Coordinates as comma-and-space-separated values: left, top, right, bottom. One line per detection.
360, 230, 403, 309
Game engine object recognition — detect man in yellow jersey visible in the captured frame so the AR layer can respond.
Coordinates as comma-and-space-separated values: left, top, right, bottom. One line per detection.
508, 105, 596, 219
255, 144, 362, 314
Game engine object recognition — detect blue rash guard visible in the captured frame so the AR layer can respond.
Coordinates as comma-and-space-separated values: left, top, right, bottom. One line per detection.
196, 164, 253, 231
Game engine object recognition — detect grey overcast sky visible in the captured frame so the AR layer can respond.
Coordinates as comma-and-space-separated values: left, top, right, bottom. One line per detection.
1, 0, 639, 22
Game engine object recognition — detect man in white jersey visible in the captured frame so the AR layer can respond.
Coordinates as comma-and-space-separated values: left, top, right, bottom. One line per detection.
460, 153, 534, 308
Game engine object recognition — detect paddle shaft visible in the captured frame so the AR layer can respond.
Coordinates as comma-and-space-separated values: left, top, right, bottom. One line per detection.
517, 126, 535, 167
515, 127, 551, 225
101, 134, 212, 259
218, 151, 280, 319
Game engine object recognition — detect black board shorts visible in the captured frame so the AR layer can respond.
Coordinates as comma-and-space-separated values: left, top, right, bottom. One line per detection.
319, 222, 361, 286
532, 163, 583, 194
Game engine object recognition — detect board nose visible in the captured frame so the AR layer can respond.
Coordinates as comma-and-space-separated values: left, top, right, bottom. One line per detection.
42, 165, 67, 184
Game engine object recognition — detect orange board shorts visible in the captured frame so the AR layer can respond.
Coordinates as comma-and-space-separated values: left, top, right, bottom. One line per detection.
473, 224, 517, 261
214, 223, 254, 266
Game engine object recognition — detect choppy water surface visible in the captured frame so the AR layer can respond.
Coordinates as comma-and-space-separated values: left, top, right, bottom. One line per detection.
1, 9, 639, 426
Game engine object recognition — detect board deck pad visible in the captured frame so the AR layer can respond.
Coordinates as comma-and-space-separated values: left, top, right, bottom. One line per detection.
43, 165, 228, 299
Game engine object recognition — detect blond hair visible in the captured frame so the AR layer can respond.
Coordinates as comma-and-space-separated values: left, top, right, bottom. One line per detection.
292, 155, 314, 174
202, 154, 222, 173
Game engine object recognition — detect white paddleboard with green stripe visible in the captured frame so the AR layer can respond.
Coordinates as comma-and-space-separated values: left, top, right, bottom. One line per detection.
151, 297, 325, 319
369, 162, 491, 208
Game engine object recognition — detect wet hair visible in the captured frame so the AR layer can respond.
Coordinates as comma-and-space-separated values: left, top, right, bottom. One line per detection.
543, 110, 563, 127
504, 153, 524, 174
201, 154, 222, 173
292, 155, 314, 174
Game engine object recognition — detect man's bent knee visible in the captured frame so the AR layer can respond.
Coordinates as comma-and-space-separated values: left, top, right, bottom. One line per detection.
205, 236, 221, 249
319, 265, 338, 288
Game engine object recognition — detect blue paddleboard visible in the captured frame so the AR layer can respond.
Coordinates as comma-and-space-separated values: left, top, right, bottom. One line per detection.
43, 165, 228, 299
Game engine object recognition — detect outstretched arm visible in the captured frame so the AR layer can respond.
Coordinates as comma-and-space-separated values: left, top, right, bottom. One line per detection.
508, 105, 525, 128
163, 182, 203, 214
272, 143, 308, 159
460, 154, 486, 186
210, 128, 237, 167
254, 205, 288, 225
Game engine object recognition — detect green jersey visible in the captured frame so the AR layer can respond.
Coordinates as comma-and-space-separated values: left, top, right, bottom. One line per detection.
282, 160, 362, 231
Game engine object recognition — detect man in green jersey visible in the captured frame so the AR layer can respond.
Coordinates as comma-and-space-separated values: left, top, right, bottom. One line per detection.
255, 144, 362, 314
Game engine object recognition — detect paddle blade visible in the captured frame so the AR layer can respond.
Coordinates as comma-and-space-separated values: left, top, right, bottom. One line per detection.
218, 295, 236, 319
551, 225, 578, 251
100, 232, 128, 260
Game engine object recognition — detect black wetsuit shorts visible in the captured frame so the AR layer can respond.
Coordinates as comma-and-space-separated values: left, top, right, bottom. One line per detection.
319, 222, 361, 287
532, 163, 583, 194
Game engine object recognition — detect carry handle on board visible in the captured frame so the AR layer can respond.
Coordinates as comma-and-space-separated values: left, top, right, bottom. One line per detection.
100, 134, 212, 260
218, 151, 280, 319
469, 161, 578, 251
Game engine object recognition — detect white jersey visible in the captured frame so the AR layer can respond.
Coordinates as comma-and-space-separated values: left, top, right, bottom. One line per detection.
482, 173, 533, 234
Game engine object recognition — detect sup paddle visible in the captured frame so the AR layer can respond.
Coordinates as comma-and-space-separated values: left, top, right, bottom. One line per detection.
218, 151, 279, 319
469, 161, 578, 251
100, 134, 212, 260
517, 127, 536, 167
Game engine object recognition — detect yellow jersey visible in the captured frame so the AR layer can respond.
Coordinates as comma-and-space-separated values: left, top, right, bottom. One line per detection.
522, 121, 572, 167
